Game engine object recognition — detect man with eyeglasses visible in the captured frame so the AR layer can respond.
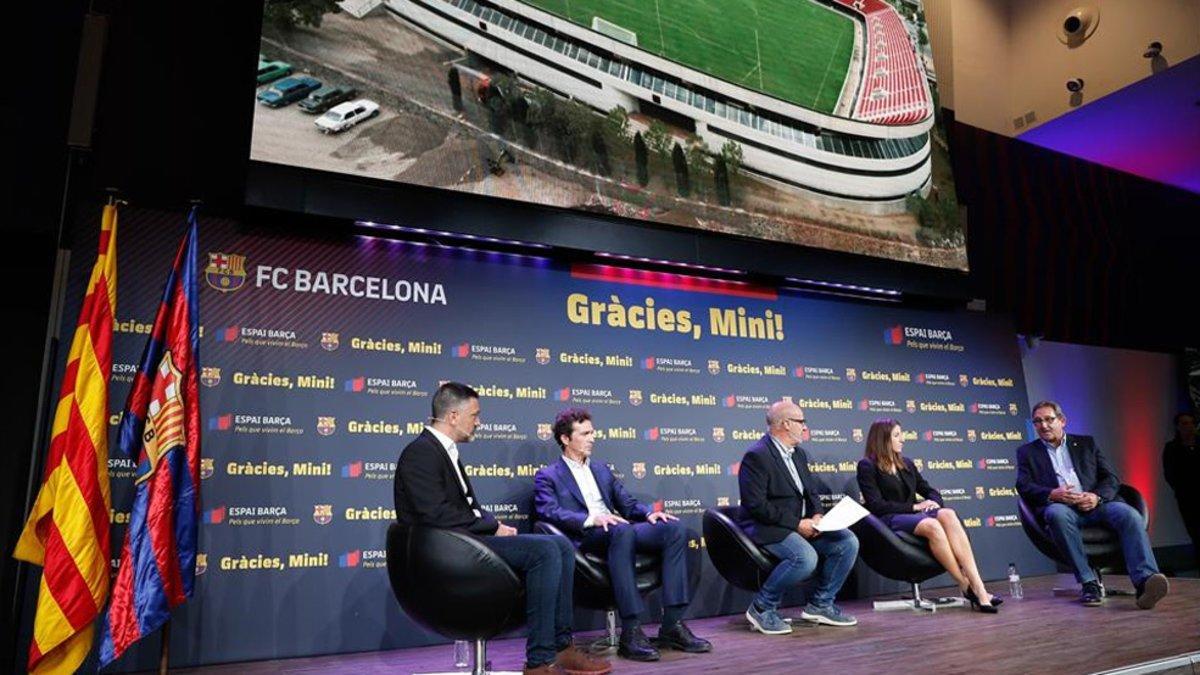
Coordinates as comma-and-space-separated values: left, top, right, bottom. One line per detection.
1016, 400, 1168, 608
736, 400, 859, 634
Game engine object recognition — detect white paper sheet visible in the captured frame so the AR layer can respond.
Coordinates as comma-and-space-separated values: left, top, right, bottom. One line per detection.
814, 496, 870, 532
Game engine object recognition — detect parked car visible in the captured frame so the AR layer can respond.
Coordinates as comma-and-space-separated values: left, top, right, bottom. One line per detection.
298, 85, 359, 114
256, 60, 292, 85
257, 76, 321, 108
315, 99, 380, 133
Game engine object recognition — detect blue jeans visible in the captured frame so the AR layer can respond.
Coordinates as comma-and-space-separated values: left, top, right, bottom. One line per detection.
1043, 501, 1159, 586
756, 529, 859, 610
580, 521, 690, 620
484, 533, 575, 667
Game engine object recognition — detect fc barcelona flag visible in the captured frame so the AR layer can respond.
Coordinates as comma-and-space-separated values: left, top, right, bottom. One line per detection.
99, 208, 201, 667
14, 205, 117, 675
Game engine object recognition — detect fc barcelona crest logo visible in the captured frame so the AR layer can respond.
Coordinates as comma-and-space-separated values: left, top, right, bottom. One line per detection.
535, 348, 551, 365
1008, 402, 1019, 415
708, 360, 721, 375
845, 367, 857, 382
712, 427, 726, 443
975, 486, 986, 500
195, 553, 208, 576
136, 352, 187, 485
912, 457, 924, 471
200, 457, 214, 480
206, 252, 247, 293
967, 429, 977, 442
905, 399, 916, 414
317, 416, 336, 436
959, 374, 969, 387
632, 462, 646, 479
313, 504, 333, 525
321, 332, 340, 351
852, 428, 864, 443
628, 390, 643, 406
537, 423, 552, 441
201, 366, 221, 387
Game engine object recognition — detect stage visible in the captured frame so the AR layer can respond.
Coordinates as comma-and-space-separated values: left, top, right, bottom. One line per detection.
171, 574, 1198, 675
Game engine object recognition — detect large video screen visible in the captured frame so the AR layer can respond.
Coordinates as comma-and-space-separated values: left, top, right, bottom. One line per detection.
251, 0, 965, 270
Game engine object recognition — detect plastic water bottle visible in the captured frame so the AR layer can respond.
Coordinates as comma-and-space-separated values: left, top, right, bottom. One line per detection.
1007, 562, 1024, 599
454, 639, 470, 669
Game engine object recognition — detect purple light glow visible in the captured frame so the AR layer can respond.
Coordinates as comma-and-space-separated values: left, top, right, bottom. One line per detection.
1018, 55, 1200, 194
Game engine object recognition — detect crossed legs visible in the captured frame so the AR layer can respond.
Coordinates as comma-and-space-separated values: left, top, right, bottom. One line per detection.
913, 508, 993, 603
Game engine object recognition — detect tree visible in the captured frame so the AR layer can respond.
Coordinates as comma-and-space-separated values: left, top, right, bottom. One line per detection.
684, 135, 711, 198
604, 106, 631, 145
718, 140, 744, 203
634, 132, 649, 186
264, 0, 340, 30
562, 104, 597, 165
713, 155, 730, 206
644, 120, 672, 164
672, 143, 689, 197
485, 73, 515, 135
447, 67, 463, 113
592, 132, 611, 177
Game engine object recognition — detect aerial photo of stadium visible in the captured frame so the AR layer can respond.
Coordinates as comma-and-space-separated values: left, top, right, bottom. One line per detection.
252, 0, 965, 269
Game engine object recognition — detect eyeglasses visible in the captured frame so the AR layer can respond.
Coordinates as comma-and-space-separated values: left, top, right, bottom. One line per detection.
788, 417, 807, 425
1031, 415, 1058, 425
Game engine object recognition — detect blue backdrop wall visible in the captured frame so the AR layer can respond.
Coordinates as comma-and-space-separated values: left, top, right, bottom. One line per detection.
36, 207, 1047, 669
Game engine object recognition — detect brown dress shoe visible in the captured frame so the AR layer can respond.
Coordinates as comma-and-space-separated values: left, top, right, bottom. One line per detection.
523, 664, 566, 675
554, 644, 613, 675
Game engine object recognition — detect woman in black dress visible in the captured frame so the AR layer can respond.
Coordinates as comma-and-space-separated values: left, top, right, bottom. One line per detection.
856, 418, 999, 611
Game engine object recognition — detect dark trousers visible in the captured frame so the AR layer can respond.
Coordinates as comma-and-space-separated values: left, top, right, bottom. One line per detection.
483, 533, 575, 667
1175, 498, 1200, 570
580, 521, 690, 621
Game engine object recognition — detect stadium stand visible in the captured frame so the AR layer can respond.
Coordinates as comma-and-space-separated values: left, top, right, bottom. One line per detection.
834, 0, 931, 125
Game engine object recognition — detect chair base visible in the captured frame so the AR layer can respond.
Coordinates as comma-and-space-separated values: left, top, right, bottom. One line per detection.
586, 610, 620, 654
410, 639, 522, 675
872, 583, 968, 612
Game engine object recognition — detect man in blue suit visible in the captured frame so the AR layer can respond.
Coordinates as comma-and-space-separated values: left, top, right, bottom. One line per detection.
534, 407, 711, 662
1016, 400, 1169, 608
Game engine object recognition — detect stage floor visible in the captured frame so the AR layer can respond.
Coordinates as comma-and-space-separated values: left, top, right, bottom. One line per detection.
175, 574, 1199, 675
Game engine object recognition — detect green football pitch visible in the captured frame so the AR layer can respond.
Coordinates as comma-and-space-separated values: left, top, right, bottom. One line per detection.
521, 0, 855, 112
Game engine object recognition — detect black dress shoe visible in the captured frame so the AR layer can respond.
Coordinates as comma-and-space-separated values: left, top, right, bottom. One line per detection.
1080, 581, 1103, 606
656, 622, 712, 653
617, 626, 660, 662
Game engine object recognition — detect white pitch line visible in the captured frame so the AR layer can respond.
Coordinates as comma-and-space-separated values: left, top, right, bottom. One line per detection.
654, 0, 666, 52
755, 28, 764, 90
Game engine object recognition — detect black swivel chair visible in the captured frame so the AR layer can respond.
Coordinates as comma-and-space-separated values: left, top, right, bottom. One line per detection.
532, 520, 663, 652
386, 523, 526, 675
1017, 483, 1149, 596
701, 506, 779, 592
851, 512, 960, 611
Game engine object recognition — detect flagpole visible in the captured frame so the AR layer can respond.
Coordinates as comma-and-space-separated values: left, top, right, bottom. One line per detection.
158, 620, 171, 675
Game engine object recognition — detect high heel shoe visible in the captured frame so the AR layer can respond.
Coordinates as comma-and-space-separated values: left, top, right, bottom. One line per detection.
963, 587, 999, 613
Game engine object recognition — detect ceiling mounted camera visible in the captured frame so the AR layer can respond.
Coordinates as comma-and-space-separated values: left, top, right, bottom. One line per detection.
1144, 41, 1163, 58
1057, 6, 1099, 46
1065, 78, 1085, 93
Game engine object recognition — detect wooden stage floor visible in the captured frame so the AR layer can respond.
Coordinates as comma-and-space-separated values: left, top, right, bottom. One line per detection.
174, 574, 1199, 675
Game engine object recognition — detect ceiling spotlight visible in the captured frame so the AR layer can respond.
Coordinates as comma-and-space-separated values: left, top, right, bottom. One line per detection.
1143, 41, 1163, 58
1065, 78, 1085, 93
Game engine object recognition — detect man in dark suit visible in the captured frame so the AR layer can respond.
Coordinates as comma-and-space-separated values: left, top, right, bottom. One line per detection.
395, 383, 611, 675
1016, 400, 1168, 608
533, 407, 711, 662
737, 400, 859, 634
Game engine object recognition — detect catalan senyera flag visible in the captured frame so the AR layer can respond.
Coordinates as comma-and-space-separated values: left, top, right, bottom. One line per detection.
99, 208, 201, 667
14, 205, 118, 674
